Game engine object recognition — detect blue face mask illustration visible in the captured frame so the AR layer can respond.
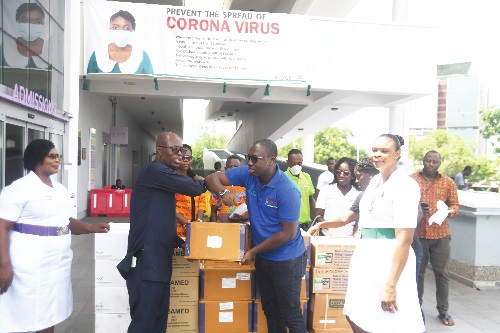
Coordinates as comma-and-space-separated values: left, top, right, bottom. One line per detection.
18, 22, 45, 42
109, 30, 133, 48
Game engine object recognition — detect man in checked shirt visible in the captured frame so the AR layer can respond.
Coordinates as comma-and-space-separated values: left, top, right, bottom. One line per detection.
410, 150, 460, 327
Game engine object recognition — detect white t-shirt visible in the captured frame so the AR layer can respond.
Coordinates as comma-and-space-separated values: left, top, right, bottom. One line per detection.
316, 184, 361, 236
316, 170, 334, 190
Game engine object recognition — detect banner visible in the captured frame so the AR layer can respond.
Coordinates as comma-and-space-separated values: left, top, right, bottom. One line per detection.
84, 0, 307, 83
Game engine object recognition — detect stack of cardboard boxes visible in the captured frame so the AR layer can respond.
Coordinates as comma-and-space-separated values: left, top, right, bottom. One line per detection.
185, 222, 254, 333
94, 223, 131, 332
168, 248, 200, 332
94, 223, 203, 332
308, 237, 358, 333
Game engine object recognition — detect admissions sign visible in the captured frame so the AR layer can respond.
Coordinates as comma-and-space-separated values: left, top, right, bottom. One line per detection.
84, 0, 307, 83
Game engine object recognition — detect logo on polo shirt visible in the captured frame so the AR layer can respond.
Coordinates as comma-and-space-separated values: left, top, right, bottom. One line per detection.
265, 198, 278, 209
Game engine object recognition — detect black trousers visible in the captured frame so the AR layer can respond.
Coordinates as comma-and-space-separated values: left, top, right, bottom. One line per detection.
126, 256, 172, 333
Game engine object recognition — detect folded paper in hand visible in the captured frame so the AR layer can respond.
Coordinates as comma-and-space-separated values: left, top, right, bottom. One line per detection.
230, 203, 248, 218
428, 200, 453, 226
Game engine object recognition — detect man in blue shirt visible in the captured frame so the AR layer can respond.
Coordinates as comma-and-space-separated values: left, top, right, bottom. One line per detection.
205, 139, 307, 333
117, 132, 205, 333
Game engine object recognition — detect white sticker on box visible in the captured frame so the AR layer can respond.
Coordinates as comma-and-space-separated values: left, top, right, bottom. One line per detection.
222, 278, 236, 288
219, 311, 234, 322
236, 273, 250, 280
313, 278, 323, 291
220, 302, 234, 310
207, 235, 223, 248
317, 253, 326, 265
319, 319, 337, 324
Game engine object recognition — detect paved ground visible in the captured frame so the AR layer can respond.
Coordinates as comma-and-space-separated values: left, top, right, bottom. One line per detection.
51, 216, 500, 333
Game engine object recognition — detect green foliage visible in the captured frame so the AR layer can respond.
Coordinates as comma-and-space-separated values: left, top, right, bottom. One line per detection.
278, 138, 303, 158
190, 132, 229, 169
468, 155, 500, 182
408, 129, 474, 176
480, 104, 500, 140
277, 127, 365, 162
314, 127, 365, 164
408, 129, 499, 181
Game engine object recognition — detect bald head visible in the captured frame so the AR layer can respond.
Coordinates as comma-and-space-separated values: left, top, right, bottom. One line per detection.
156, 132, 180, 147
155, 132, 183, 169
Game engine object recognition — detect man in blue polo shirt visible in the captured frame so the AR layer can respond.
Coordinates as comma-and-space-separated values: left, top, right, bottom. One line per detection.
205, 139, 307, 333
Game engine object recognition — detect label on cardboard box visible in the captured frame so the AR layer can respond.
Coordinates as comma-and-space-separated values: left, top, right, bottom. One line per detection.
311, 237, 357, 268
220, 302, 234, 310
207, 235, 223, 248
312, 268, 349, 293
222, 278, 236, 288
172, 248, 199, 277
167, 305, 198, 332
219, 312, 234, 322
170, 276, 199, 306
236, 273, 251, 280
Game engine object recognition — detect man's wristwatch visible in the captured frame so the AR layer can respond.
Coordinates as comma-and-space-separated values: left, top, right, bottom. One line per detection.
219, 189, 229, 197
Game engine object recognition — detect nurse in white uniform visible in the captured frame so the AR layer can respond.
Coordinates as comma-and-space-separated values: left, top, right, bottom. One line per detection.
343, 134, 425, 333
0, 139, 109, 333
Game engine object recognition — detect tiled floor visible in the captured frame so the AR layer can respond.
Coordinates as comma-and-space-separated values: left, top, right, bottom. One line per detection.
53, 216, 500, 333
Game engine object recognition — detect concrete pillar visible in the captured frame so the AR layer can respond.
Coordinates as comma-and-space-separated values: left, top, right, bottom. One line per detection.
63, 0, 81, 215
390, 0, 409, 166
302, 134, 315, 164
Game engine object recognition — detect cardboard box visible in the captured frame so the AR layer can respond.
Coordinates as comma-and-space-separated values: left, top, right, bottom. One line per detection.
167, 305, 198, 332
200, 266, 255, 301
198, 300, 253, 333
311, 268, 349, 294
172, 248, 200, 276
95, 287, 129, 314
311, 237, 357, 268
95, 223, 129, 260
308, 293, 351, 331
255, 268, 309, 300
170, 276, 199, 306
95, 260, 125, 287
185, 222, 250, 261
95, 313, 131, 333
253, 299, 308, 333
202, 260, 255, 270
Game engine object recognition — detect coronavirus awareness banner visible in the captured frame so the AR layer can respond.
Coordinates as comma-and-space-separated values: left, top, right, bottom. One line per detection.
84, 0, 307, 83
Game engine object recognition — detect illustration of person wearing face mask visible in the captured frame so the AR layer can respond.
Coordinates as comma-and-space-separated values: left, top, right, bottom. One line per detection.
284, 149, 316, 231
0, 2, 49, 69
87, 10, 154, 74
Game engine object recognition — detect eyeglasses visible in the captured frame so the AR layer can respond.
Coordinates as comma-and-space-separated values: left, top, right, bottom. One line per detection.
157, 146, 186, 155
182, 156, 192, 161
47, 153, 62, 160
246, 154, 267, 163
335, 170, 351, 177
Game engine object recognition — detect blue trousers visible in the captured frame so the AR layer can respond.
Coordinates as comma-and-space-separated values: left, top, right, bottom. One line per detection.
255, 251, 307, 333
126, 257, 172, 333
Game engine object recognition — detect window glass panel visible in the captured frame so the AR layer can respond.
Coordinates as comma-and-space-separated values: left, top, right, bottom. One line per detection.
5, 122, 24, 186
48, 18, 62, 71
2, 33, 30, 90
49, 0, 64, 25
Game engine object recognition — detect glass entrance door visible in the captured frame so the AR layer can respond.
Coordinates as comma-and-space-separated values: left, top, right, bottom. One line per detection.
5, 121, 25, 186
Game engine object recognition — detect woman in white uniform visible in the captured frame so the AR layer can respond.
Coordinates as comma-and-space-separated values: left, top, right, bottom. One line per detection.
0, 139, 110, 333
343, 134, 425, 333
315, 157, 360, 236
